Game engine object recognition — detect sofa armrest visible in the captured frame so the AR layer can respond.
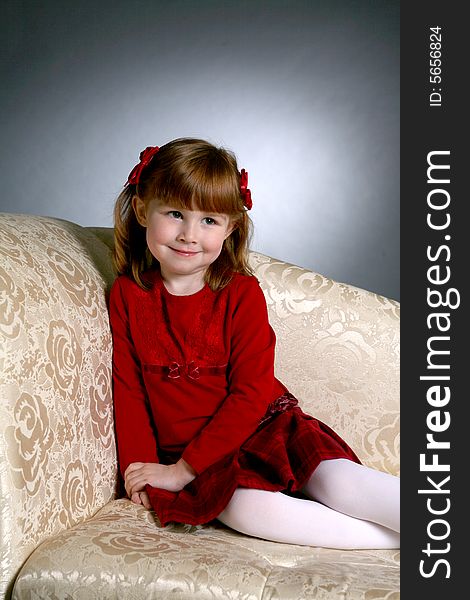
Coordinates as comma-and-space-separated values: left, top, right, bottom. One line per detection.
0, 213, 118, 598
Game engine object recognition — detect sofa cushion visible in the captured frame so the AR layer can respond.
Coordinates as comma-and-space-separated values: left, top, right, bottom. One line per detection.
12, 499, 399, 600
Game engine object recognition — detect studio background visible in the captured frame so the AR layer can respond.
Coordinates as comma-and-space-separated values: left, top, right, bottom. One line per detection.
1, 0, 399, 300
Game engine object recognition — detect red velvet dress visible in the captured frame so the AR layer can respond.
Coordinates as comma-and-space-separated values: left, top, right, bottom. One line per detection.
109, 270, 359, 526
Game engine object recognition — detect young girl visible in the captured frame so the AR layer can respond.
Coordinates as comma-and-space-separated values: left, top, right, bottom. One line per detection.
109, 138, 400, 549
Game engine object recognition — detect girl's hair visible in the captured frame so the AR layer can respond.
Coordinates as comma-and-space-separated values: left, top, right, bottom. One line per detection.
113, 138, 253, 291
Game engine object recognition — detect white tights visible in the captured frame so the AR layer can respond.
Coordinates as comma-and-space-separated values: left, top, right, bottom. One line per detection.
217, 459, 400, 549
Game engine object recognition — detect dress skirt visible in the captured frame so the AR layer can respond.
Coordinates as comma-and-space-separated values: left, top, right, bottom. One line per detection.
146, 393, 361, 526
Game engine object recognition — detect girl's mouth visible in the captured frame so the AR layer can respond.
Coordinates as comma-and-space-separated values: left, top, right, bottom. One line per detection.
170, 247, 200, 257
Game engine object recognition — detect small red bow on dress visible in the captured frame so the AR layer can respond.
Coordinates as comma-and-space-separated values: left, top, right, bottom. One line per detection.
126, 146, 160, 186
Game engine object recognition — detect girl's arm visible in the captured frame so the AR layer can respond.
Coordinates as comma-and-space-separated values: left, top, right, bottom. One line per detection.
109, 277, 160, 479
182, 276, 282, 475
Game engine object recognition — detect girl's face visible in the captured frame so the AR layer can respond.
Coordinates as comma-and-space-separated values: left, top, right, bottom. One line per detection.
133, 197, 234, 286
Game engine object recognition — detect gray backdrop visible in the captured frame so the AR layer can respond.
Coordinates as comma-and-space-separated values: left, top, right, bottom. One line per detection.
1, 0, 399, 300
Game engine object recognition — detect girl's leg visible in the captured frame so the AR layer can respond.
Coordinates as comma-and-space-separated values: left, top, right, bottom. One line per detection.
303, 458, 400, 533
217, 488, 399, 549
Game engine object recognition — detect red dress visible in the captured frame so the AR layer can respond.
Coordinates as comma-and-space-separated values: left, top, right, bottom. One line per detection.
109, 270, 360, 526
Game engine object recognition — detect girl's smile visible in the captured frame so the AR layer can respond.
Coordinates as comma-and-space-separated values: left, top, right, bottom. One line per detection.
169, 247, 201, 257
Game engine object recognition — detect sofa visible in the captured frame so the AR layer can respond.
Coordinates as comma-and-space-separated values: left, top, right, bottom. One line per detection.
0, 212, 400, 599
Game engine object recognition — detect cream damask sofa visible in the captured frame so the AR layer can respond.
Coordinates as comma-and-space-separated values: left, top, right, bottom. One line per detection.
0, 212, 400, 599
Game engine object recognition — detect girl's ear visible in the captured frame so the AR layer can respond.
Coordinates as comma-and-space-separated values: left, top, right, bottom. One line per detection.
224, 220, 237, 240
132, 196, 147, 227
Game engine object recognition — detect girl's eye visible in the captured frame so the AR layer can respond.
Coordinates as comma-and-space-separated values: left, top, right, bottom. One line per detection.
203, 217, 217, 225
168, 211, 183, 219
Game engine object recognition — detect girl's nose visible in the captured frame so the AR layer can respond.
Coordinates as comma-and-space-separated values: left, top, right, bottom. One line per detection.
177, 220, 198, 243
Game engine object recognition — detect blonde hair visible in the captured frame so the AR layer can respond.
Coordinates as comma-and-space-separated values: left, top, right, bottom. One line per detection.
113, 138, 253, 291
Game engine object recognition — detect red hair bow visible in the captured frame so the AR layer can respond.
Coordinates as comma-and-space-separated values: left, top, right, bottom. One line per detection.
240, 169, 253, 210
126, 146, 160, 186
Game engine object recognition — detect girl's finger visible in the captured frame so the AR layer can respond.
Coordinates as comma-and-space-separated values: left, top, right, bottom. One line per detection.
131, 492, 142, 505
140, 491, 152, 509
128, 475, 150, 496
125, 472, 142, 494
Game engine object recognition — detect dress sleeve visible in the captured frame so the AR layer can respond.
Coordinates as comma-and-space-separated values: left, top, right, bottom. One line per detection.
182, 276, 282, 474
109, 277, 159, 478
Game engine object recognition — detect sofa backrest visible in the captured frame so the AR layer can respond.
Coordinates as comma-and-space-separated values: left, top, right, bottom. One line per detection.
246, 250, 400, 479
0, 214, 118, 598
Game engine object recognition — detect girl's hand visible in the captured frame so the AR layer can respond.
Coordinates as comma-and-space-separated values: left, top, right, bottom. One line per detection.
124, 459, 196, 497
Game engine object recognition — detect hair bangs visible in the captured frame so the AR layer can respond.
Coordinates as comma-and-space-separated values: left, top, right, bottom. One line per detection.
182, 171, 242, 216
146, 144, 243, 216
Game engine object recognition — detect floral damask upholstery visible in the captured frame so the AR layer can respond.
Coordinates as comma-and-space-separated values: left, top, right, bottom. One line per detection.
0, 213, 399, 599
